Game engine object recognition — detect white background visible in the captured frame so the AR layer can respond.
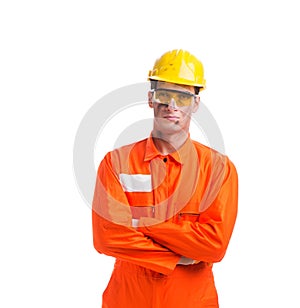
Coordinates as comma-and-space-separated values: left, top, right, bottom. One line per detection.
1, 0, 300, 307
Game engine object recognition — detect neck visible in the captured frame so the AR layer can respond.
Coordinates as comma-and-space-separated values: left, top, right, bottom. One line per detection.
151, 129, 189, 155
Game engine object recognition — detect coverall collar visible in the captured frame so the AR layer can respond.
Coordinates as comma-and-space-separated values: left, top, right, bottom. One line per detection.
144, 133, 194, 165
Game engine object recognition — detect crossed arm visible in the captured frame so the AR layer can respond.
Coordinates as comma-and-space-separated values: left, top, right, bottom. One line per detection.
92, 153, 238, 275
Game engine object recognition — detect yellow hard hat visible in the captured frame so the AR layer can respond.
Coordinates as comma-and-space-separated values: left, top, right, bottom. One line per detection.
148, 49, 206, 90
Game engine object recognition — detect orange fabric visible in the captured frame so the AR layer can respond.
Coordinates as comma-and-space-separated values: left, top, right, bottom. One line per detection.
92, 136, 238, 307
102, 260, 218, 308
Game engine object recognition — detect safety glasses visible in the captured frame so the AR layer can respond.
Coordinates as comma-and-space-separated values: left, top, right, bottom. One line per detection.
151, 88, 197, 107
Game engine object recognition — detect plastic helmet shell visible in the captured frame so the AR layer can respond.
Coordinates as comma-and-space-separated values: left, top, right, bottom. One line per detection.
148, 49, 206, 90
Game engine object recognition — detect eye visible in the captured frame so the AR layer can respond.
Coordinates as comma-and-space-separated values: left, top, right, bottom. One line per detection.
157, 91, 170, 99
178, 94, 190, 101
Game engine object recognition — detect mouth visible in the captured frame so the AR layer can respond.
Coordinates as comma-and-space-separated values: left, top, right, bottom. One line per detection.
163, 115, 180, 122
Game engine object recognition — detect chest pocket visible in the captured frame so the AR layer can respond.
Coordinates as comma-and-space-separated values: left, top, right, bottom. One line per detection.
118, 173, 154, 209
119, 173, 152, 192
176, 212, 200, 223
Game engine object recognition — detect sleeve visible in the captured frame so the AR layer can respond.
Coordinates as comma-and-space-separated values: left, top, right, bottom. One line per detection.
92, 153, 180, 275
138, 158, 238, 263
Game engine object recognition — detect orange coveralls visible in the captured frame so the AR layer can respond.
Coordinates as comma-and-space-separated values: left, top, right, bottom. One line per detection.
92, 136, 238, 308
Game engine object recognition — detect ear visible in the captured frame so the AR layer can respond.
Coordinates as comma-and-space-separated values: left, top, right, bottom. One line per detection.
148, 91, 154, 108
192, 96, 200, 113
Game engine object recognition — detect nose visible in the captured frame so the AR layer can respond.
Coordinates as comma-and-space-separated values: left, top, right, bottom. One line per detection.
167, 98, 178, 110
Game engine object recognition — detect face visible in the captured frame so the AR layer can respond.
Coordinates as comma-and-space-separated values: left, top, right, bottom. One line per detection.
148, 81, 200, 135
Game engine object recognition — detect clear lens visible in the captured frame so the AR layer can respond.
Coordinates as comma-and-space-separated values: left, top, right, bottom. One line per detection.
153, 89, 195, 107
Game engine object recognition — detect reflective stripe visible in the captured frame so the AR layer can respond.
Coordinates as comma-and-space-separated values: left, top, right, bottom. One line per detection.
119, 173, 152, 192
131, 218, 139, 228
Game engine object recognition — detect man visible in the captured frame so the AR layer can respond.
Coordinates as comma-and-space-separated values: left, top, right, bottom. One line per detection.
92, 49, 238, 307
